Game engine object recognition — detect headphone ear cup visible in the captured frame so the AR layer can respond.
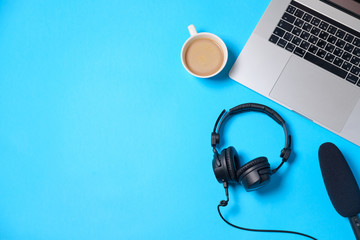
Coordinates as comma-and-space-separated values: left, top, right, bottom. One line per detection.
212, 151, 229, 183
224, 146, 239, 183
236, 157, 271, 191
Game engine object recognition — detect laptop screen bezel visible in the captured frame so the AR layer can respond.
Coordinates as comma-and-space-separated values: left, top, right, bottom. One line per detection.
320, 0, 360, 20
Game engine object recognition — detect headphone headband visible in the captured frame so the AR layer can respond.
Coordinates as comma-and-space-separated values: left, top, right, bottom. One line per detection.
229, 103, 285, 125
211, 103, 291, 174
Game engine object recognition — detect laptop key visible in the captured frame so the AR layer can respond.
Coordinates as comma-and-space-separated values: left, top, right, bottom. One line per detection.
316, 49, 326, 58
286, 5, 297, 14
269, 34, 279, 44
335, 39, 346, 48
333, 57, 344, 67
344, 34, 355, 43
310, 17, 320, 26
317, 39, 326, 48
308, 44, 318, 54
273, 27, 285, 37
342, 52, 352, 61
302, 23, 312, 32
300, 31, 310, 41
354, 38, 360, 47
350, 56, 360, 65
284, 32, 294, 41
319, 31, 329, 40
277, 39, 287, 48
353, 47, 360, 57
304, 52, 347, 79
319, 21, 329, 30
294, 18, 304, 28
294, 9, 304, 18
294, 47, 305, 57
282, 12, 296, 23
278, 20, 293, 32
302, 13, 312, 22
333, 48, 344, 57
292, 36, 302, 45
336, 29, 346, 39
300, 41, 310, 50
344, 43, 355, 53
292, 27, 302, 36
342, 62, 352, 71
285, 42, 296, 52
325, 43, 335, 53
325, 53, 335, 63
351, 66, 360, 76
309, 35, 318, 44
327, 35, 337, 44
327, 25, 337, 34
346, 73, 359, 84
311, 27, 321, 36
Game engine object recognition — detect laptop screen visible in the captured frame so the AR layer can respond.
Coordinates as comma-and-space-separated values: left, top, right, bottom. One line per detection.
322, 0, 360, 19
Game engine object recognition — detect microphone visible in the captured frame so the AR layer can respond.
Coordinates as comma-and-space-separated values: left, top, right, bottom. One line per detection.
319, 142, 360, 240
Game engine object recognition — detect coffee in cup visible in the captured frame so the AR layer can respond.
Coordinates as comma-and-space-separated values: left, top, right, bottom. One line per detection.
181, 25, 228, 78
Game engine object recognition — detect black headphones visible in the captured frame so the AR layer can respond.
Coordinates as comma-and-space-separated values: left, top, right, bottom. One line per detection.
211, 103, 317, 240
211, 103, 292, 191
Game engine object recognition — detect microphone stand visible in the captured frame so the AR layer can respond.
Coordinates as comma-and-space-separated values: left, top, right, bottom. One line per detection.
349, 215, 360, 240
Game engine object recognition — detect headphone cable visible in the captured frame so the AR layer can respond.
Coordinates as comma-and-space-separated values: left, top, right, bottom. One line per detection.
217, 185, 317, 240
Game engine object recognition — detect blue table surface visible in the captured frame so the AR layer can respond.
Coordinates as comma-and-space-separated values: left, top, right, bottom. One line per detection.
1, 1, 360, 239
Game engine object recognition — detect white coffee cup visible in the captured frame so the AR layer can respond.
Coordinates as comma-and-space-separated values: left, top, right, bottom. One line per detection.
181, 24, 228, 78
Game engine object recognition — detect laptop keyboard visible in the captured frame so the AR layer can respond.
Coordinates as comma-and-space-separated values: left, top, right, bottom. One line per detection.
269, 0, 360, 87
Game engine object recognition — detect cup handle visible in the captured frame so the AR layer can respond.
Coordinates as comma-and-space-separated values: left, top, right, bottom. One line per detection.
188, 24, 197, 36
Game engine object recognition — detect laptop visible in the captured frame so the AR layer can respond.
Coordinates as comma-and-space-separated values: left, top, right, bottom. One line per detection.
229, 0, 360, 146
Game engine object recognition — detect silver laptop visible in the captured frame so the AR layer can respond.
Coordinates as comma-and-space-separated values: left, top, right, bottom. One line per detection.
229, 0, 360, 146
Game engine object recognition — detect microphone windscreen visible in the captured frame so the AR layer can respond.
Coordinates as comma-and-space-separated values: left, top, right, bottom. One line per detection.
319, 142, 360, 217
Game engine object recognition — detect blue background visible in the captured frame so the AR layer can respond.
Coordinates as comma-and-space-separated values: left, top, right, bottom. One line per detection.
1, 0, 360, 239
